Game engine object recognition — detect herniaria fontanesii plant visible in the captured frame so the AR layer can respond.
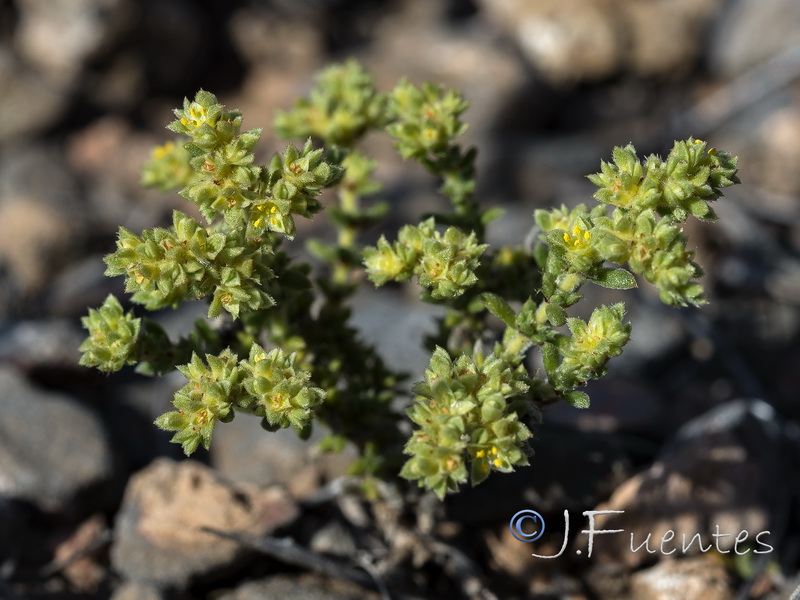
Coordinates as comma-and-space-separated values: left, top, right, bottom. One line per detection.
79, 61, 739, 499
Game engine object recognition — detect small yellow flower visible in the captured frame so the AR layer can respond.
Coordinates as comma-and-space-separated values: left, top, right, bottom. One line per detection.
562, 224, 591, 251
181, 105, 209, 130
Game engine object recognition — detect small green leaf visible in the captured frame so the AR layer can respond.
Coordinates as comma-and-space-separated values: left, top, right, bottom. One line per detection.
480, 292, 516, 327
480, 206, 505, 225
545, 303, 567, 327
563, 390, 590, 408
542, 342, 559, 373
593, 268, 637, 290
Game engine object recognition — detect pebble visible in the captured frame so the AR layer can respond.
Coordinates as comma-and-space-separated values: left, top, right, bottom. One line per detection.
111, 458, 299, 589
217, 573, 380, 600
0, 367, 113, 514
630, 556, 732, 600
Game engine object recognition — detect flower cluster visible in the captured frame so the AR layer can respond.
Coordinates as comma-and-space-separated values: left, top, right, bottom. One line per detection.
400, 343, 537, 499
274, 60, 387, 147
79, 62, 740, 498
542, 303, 631, 407
363, 217, 488, 300
589, 139, 739, 221
385, 80, 486, 235
103, 210, 275, 318
533, 139, 738, 307
154, 345, 325, 455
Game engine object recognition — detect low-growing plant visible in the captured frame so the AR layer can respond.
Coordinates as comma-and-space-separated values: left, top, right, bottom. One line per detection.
80, 60, 739, 499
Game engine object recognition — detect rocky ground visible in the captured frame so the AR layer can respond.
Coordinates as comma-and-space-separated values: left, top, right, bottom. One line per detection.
2, 0, 800, 599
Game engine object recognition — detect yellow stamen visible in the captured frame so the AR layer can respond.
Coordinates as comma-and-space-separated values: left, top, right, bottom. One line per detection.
491, 446, 498, 455
584, 231, 590, 240
493, 458, 503, 467
572, 225, 580, 236
180, 118, 188, 126
476, 450, 485, 458
563, 233, 570, 243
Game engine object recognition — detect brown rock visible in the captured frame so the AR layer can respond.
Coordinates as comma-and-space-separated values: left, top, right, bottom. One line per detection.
0, 367, 113, 513
621, 0, 721, 77
111, 459, 299, 589
52, 514, 108, 593
477, 0, 621, 84
478, 0, 722, 83
630, 557, 732, 600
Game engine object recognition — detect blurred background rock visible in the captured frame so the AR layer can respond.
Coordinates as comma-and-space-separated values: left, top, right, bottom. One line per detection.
1, 1, 799, 598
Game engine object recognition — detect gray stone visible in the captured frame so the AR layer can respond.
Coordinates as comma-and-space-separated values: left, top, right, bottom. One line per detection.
0, 51, 67, 143
0, 318, 84, 367
111, 459, 299, 589
211, 413, 359, 498
545, 377, 664, 437
309, 520, 358, 559
212, 417, 323, 494
764, 574, 800, 600
217, 573, 380, 600
478, 0, 621, 84
709, 0, 800, 77
589, 399, 791, 567
0, 144, 83, 315
45, 255, 124, 319
349, 287, 440, 381
0, 367, 113, 513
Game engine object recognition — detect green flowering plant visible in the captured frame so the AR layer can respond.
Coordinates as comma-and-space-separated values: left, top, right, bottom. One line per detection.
80, 60, 739, 498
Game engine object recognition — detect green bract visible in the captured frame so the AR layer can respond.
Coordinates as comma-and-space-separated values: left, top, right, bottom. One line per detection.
79, 62, 739, 499
79, 295, 140, 372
